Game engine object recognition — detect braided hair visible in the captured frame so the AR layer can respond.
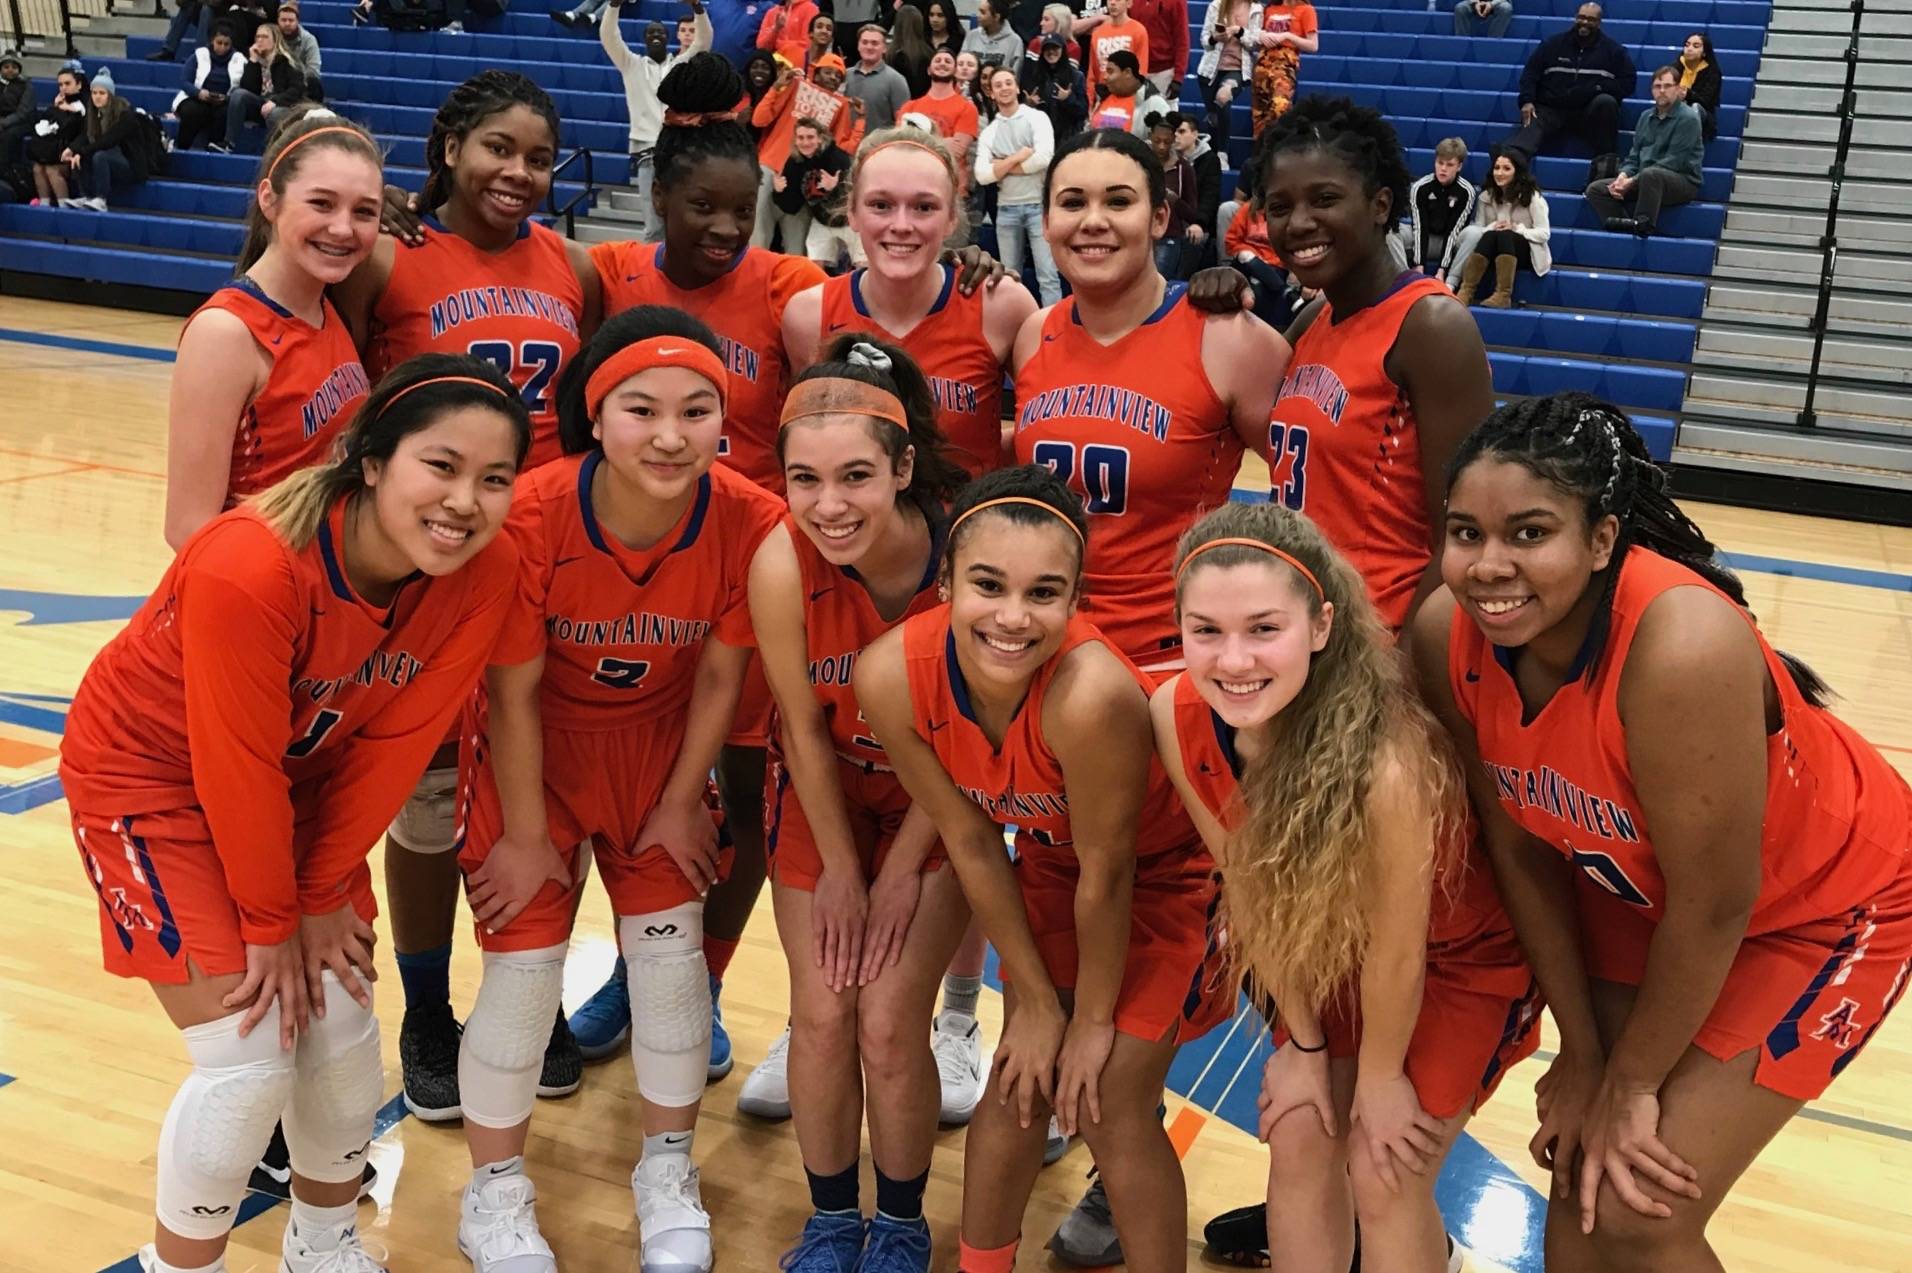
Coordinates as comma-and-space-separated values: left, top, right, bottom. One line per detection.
1251, 96, 1412, 231
1448, 392, 1831, 705
655, 53, 757, 192
421, 70, 561, 215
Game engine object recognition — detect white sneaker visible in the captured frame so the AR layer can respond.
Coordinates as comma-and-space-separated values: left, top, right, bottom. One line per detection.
933, 1010, 983, 1125
1043, 1114, 1071, 1165
632, 1154, 713, 1272
737, 1025, 792, 1120
458, 1173, 557, 1272
281, 1219, 389, 1272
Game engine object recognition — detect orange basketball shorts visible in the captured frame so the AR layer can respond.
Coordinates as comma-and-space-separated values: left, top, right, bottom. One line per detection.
764, 752, 947, 891
458, 709, 730, 953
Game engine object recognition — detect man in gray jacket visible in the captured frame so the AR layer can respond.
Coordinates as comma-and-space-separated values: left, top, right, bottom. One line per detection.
1584, 65, 1703, 235
844, 23, 909, 130
275, 3, 324, 100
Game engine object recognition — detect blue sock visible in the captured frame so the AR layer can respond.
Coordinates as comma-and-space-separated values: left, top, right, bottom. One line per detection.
395, 942, 452, 1014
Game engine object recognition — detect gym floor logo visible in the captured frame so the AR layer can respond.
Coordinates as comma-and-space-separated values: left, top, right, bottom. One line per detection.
0, 589, 145, 815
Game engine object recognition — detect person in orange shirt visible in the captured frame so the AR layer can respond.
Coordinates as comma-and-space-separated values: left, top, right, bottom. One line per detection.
165, 110, 380, 548
1251, 0, 1318, 136
752, 54, 866, 247
756, 0, 819, 65
1416, 394, 1912, 1272
1083, 0, 1149, 96
899, 48, 980, 197
62, 354, 528, 1273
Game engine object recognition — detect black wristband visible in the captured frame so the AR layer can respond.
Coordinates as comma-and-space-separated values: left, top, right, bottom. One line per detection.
1287, 1035, 1327, 1054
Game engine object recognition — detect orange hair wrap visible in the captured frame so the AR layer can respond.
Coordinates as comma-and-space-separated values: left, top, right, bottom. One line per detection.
381, 374, 514, 415
1175, 536, 1324, 600
585, 336, 729, 421
264, 123, 367, 184
779, 378, 908, 432
948, 496, 1085, 545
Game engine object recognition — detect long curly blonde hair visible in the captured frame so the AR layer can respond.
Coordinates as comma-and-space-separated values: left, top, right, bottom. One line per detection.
1173, 503, 1466, 1015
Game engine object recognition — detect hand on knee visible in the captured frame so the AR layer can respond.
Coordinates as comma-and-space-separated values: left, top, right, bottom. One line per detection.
460, 944, 567, 1128
620, 904, 711, 1108
1347, 1123, 1438, 1222
283, 973, 383, 1184
157, 1004, 298, 1240
1580, 1175, 1711, 1265
1264, 1101, 1344, 1183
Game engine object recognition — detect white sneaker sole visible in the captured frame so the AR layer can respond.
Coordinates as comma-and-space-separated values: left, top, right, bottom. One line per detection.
405, 1093, 464, 1123
939, 1078, 983, 1125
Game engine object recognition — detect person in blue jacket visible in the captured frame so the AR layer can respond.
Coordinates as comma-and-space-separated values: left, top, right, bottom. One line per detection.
1502, 2, 1635, 165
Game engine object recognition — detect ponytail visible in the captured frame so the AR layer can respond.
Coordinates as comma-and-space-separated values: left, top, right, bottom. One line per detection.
783, 334, 967, 517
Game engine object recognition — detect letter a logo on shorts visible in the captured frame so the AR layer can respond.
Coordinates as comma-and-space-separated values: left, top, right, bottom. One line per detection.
1813, 997, 1863, 1050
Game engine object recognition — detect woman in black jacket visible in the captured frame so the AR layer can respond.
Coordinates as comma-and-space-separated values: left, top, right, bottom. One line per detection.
27, 65, 87, 205
222, 23, 307, 152
64, 71, 154, 209
1678, 31, 1722, 141
1018, 33, 1085, 139
888, 4, 934, 97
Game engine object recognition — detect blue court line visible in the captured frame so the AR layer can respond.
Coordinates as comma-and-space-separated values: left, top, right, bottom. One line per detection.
0, 328, 177, 364
97, 1091, 411, 1273
0, 1072, 14, 1088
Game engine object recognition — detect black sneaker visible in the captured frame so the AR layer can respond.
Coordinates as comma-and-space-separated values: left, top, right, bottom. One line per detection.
144, 47, 177, 60
537, 1008, 583, 1099
399, 1002, 464, 1122
248, 1122, 379, 1201
1202, 1203, 1269, 1268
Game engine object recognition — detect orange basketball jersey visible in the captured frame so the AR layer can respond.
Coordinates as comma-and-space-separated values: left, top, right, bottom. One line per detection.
491, 452, 785, 729
1271, 273, 1460, 629
1014, 288, 1247, 667
60, 499, 518, 944
590, 241, 825, 491
369, 218, 585, 471
191, 279, 369, 501
818, 267, 1005, 478
788, 517, 943, 766
901, 605, 1199, 864
1451, 548, 1912, 935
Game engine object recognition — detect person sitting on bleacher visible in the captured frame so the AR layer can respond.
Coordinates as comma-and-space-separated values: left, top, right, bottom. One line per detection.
1676, 31, 1721, 141
64, 70, 162, 211
1584, 64, 1702, 237
1400, 136, 1478, 279
1503, 2, 1634, 172
1452, 149, 1549, 308
218, 23, 308, 153
0, 49, 35, 168
1453, 0, 1513, 39
172, 22, 246, 151
274, 3, 324, 102
26, 64, 86, 205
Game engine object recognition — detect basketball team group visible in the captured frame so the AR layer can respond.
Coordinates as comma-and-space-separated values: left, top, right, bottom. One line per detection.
58, 43, 1911, 1273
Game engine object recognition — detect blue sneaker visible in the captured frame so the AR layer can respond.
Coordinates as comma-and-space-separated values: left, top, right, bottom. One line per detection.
708, 972, 734, 1081
857, 1213, 931, 1272
780, 1211, 867, 1271
568, 956, 630, 1062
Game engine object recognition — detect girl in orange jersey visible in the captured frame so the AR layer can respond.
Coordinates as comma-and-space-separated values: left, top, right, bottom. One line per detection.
451, 309, 783, 1273
783, 127, 1037, 479
329, 70, 603, 1120
854, 467, 1231, 1273
1412, 394, 1912, 1272
1157, 502, 1536, 1273
61, 354, 529, 1273
1013, 127, 1286, 682
164, 110, 381, 548
746, 337, 970, 1269
1259, 98, 1495, 632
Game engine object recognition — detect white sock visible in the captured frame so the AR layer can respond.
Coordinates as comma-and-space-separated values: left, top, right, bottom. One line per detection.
641, 1128, 695, 1164
287, 1197, 359, 1252
473, 1155, 525, 1191
941, 974, 982, 1020
148, 1254, 226, 1273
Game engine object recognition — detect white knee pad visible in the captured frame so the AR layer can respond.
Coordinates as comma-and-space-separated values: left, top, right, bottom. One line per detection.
282, 973, 383, 1184
386, 765, 460, 854
620, 904, 710, 1107
459, 943, 567, 1128
156, 1004, 296, 1240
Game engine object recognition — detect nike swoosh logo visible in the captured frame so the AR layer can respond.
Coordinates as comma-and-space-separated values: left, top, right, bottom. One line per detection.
827, 322, 848, 331
663, 1133, 690, 1145
1465, 669, 1481, 683
1197, 761, 1217, 775
1042, 333, 1058, 342
927, 720, 949, 734
626, 274, 643, 282
269, 333, 284, 346
553, 554, 587, 568
488, 1163, 515, 1174
656, 346, 686, 355
810, 587, 833, 601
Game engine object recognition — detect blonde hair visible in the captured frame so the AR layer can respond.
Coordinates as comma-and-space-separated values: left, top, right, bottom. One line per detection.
851, 125, 961, 203
1173, 503, 1467, 1015
1042, 2, 1072, 34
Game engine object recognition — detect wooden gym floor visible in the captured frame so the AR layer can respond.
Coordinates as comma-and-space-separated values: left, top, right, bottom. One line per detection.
0, 296, 1907, 1272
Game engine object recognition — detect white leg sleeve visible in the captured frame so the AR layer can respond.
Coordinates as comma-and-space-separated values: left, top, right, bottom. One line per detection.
155, 1004, 296, 1240
282, 973, 384, 1184
386, 765, 460, 854
620, 903, 710, 1109
458, 942, 567, 1129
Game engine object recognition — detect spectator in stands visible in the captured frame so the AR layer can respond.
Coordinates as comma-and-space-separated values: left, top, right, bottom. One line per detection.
1251, 0, 1316, 138
976, 64, 1058, 302
206, 0, 271, 49
1505, 2, 1634, 167
923, 0, 966, 59
1149, 113, 1201, 278
1224, 198, 1296, 328
1453, 149, 1549, 307
1084, 0, 1149, 98
1401, 136, 1478, 277
1585, 64, 1703, 236
1196, 0, 1256, 159
1173, 112, 1221, 268
1454, 0, 1513, 39
1677, 31, 1721, 140
889, 6, 935, 96
743, 49, 779, 134
601, 0, 710, 238
753, 55, 864, 245
1028, 4, 1082, 62
846, 23, 911, 129
801, 12, 837, 72
0, 49, 35, 166
828, 0, 878, 59
955, 50, 986, 106
759, 0, 821, 64
901, 47, 982, 242
437, 0, 507, 34
27, 66, 86, 205
772, 116, 843, 260
1088, 49, 1164, 133
1131, 0, 1189, 98
965, 0, 1026, 71
150, 0, 206, 62
274, 4, 322, 100
1021, 32, 1086, 140
172, 22, 246, 151
65, 70, 158, 211
221, 22, 309, 153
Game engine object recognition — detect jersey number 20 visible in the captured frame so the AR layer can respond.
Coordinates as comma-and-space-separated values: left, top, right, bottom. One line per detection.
1031, 440, 1130, 515
468, 340, 564, 416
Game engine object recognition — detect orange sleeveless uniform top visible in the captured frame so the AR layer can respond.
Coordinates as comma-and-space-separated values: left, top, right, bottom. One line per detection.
1450, 549, 1912, 934
1013, 287, 1242, 667
788, 516, 944, 767
1271, 273, 1457, 629
60, 498, 518, 943
901, 605, 1200, 865
818, 266, 1005, 478
191, 280, 369, 501
369, 218, 585, 471
589, 241, 825, 491
491, 452, 785, 731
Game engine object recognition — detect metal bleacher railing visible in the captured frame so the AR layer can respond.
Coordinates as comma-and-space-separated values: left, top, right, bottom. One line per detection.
1, 0, 104, 57
1795, 0, 1862, 430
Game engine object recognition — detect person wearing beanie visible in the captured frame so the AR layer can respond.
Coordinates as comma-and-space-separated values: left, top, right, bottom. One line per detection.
0, 48, 37, 167
63, 69, 157, 210
1019, 31, 1086, 140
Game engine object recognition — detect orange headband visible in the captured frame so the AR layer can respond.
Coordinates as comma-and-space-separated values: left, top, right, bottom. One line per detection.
265, 123, 367, 185
585, 336, 729, 421
1175, 536, 1323, 600
779, 377, 908, 431
382, 373, 514, 415
948, 495, 1085, 545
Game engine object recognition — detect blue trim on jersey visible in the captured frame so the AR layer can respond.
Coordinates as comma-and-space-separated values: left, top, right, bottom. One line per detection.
945, 625, 981, 728
1210, 707, 1243, 780
1326, 269, 1428, 327
841, 517, 946, 597
852, 264, 954, 319
227, 274, 295, 320
1070, 280, 1186, 328
1489, 609, 1601, 690
315, 515, 356, 603
577, 451, 714, 575
422, 212, 532, 243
